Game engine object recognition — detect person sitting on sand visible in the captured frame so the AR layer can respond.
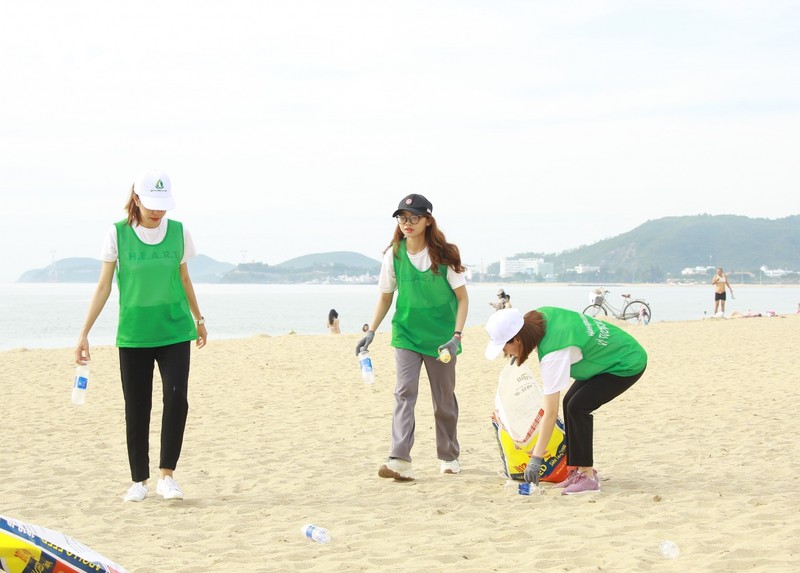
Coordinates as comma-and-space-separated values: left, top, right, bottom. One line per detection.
489, 289, 510, 311
731, 310, 762, 318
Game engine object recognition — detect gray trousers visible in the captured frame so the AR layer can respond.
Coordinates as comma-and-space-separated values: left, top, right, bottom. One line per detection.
390, 348, 460, 463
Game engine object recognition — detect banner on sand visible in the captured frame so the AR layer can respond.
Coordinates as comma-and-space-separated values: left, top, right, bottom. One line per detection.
0, 515, 128, 573
492, 361, 569, 483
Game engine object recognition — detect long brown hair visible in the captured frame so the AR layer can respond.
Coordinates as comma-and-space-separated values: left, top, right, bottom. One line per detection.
386, 216, 466, 275
512, 310, 547, 366
124, 185, 142, 226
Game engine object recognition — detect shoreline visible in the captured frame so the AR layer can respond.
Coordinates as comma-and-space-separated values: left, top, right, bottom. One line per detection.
5, 310, 799, 355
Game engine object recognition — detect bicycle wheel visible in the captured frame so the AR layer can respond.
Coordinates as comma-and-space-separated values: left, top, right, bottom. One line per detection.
582, 304, 607, 317
622, 300, 651, 323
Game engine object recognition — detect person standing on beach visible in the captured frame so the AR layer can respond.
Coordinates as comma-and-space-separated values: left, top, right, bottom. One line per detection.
712, 267, 734, 316
327, 309, 341, 334
74, 170, 207, 503
356, 193, 469, 480
484, 308, 647, 495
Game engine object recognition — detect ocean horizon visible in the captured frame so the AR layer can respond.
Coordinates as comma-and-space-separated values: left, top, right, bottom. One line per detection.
2, 282, 798, 351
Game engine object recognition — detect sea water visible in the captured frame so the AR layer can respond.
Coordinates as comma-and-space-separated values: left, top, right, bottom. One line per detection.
0, 282, 797, 351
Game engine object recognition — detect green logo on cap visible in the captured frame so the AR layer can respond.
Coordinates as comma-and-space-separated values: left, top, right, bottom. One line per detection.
155, 179, 165, 190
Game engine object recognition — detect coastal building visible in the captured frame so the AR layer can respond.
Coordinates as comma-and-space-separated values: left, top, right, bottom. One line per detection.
499, 258, 553, 278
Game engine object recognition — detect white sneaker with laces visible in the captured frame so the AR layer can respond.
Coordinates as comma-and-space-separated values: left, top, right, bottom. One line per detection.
378, 458, 414, 481
440, 459, 461, 474
123, 482, 148, 502
156, 476, 184, 500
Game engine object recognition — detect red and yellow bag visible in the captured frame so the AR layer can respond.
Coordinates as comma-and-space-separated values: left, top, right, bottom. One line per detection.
492, 361, 569, 483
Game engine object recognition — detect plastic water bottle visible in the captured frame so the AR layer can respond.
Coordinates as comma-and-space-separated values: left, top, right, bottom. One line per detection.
301, 524, 331, 543
504, 480, 544, 496
438, 348, 451, 363
358, 350, 375, 384
518, 482, 545, 496
659, 540, 680, 558
72, 364, 89, 405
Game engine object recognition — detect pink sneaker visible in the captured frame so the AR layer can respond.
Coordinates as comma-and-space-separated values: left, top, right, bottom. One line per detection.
562, 471, 600, 495
554, 468, 599, 488
553, 469, 579, 488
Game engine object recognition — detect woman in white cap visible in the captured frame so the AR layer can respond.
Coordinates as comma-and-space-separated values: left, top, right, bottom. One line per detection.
485, 307, 646, 494
356, 193, 469, 480
75, 170, 207, 503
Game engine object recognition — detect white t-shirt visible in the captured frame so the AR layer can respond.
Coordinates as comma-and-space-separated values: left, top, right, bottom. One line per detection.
539, 347, 583, 395
377, 246, 467, 293
100, 217, 197, 265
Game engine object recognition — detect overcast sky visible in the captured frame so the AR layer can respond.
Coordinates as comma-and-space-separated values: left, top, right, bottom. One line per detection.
1, 1, 798, 283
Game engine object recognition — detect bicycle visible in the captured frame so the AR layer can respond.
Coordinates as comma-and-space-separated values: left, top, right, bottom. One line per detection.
582, 288, 652, 324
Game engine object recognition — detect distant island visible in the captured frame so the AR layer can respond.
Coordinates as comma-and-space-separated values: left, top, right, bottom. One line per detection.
17, 214, 800, 284
17, 251, 382, 285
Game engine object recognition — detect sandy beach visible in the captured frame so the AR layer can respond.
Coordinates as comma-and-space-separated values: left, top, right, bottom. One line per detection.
2, 315, 799, 572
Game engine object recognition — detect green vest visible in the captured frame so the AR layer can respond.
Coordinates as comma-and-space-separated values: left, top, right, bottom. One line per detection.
391, 241, 461, 357
536, 306, 647, 380
115, 219, 197, 348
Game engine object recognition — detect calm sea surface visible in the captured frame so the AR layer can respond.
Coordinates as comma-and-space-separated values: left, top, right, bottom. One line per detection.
1, 282, 798, 351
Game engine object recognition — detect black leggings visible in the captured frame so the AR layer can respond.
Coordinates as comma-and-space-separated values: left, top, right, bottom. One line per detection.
562, 367, 645, 468
119, 342, 190, 483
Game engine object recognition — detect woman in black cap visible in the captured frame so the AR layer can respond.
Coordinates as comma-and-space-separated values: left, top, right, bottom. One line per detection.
356, 193, 469, 480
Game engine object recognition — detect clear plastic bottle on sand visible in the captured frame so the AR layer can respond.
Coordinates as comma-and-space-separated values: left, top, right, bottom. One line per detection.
517, 482, 545, 496
71, 364, 90, 405
358, 350, 375, 384
301, 524, 331, 543
504, 479, 544, 496
659, 540, 680, 558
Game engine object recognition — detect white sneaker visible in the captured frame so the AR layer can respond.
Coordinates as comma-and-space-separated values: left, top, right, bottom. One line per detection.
440, 459, 461, 474
156, 476, 184, 500
378, 458, 414, 481
123, 482, 148, 502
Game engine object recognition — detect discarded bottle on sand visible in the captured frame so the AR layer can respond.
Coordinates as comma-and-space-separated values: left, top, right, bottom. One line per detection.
659, 540, 680, 558
358, 350, 375, 384
71, 364, 90, 405
301, 524, 331, 543
504, 479, 544, 496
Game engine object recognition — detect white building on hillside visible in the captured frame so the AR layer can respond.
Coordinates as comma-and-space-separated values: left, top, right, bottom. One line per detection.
681, 266, 714, 276
499, 258, 552, 278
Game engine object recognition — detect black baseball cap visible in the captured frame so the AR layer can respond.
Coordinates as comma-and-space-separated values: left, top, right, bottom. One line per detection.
392, 194, 433, 218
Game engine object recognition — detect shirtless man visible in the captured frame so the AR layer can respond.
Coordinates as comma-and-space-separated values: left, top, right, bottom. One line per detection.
712, 267, 734, 316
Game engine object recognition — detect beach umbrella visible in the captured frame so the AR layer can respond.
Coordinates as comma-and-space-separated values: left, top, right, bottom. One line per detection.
0, 514, 128, 573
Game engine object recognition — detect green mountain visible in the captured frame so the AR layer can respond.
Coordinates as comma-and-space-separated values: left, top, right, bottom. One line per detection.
18, 254, 235, 284
17, 257, 102, 283
18, 251, 382, 284
225, 251, 381, 283
511, 214, 800, 283
18, 215, 798, 284
275, 251, 381, 271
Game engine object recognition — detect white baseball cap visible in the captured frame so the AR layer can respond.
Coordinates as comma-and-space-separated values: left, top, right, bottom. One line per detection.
134, 170, 175, 211
484, 308, 524, 360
